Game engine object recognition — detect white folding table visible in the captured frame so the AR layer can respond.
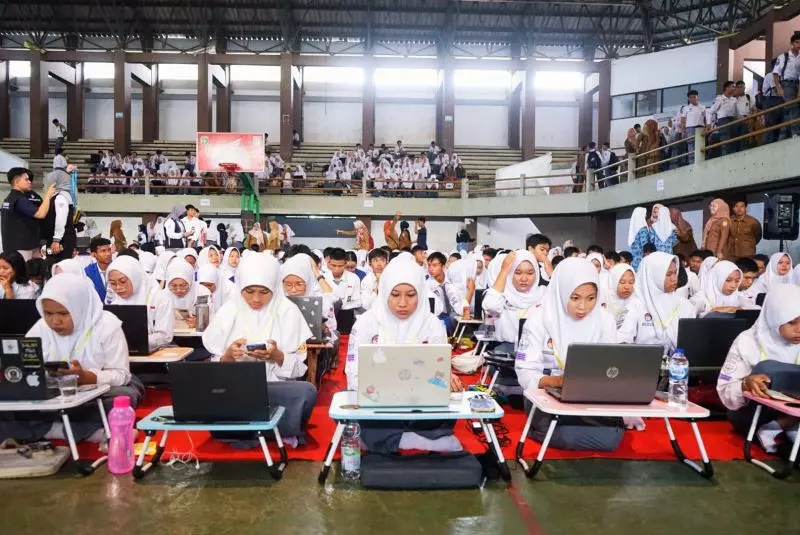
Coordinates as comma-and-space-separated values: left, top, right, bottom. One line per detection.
129, 347, 194, 364
318, 391, 509, 485
517, 389, 713, 479
743, 392, 800, 479
133, 405, 287, 480
0, 384, 111, 476
452, 317, 483, 346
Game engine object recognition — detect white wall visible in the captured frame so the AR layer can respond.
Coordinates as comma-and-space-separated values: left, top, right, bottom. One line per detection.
454, 105, 508, 147
303, 101, 362, 144
159, 100, 197, 141
535, 106, 579, 148
9, 95, 67, 139
84, 98, 114, 140
477, 217, 538, 250
611, 41, 717, 96
375, 103, 436, 145
231, 100, 280, 138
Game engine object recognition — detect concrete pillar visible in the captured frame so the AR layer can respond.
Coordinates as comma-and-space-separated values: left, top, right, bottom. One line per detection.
216, 65, 232, 133
589, 213, 616, 250
0, 61, 9, 139
579, 84, 594, 147
597, 62, 611, 147
279, 51, 294, 162
362, 60, 375, 147
66, 63, 84, 141
521, 58, 536, 161
293, 66, 303, 142
142, 64, 159, 142
29, 53, 49, 158
440, 66, 455, 151
113, 51, 132, 155
197, 54, 213, 133
717, 38, 732, 95
507, 71, 522, 150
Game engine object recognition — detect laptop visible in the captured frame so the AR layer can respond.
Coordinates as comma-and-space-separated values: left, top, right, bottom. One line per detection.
287, 296, 323, 341
474, 289, 486, 320
104, 305, 150, 356
357, 344, 452, 408
169, 362, 274, 423
546, 344, 663, 404
0, 337, 56, 401
734, 309, 760, 330
0, 300, 40, 336
676, 318, 749, 371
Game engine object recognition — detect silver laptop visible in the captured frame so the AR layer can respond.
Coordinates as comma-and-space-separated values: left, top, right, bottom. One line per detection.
287, 296, 323, 340
547, 344, 663, 404
358, 344, 452, 408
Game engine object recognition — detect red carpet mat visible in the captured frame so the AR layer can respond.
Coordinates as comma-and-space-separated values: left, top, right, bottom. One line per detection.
65, 335, 774, 463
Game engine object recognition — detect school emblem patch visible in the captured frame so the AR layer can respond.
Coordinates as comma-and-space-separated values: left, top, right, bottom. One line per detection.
644, 313, 652, 322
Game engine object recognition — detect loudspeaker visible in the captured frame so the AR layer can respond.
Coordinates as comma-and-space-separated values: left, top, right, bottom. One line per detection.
764, 193, 800, 240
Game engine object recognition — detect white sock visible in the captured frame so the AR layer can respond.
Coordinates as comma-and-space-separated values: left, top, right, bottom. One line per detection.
398, 432, 463, 453
283, 436, 299, 449
44, 423, 64, 440
623, 417, 646, 431
757, 421, 782, 453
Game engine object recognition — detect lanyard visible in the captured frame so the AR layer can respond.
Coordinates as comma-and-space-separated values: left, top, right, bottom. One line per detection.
48, 327, 93, 363
758, 344, 800, 364
654, 305, 679, 330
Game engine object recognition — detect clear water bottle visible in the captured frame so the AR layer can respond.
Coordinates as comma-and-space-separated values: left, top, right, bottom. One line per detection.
108, 396, 136, 474
668, 348, 689, 408
340, 421, 361, 481
484, 310, 497, 339
195, 295, 210, 332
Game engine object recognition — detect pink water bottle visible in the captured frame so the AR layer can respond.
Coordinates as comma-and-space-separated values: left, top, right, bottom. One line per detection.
107, 396, 136, 474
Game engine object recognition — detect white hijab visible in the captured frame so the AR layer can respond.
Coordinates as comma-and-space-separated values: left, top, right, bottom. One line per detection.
698, 256, 718, 290
281, 254, 321, 296
202, 253, 311, 355
106, 256, 157, 305
752, 285, 800, 363
636, 251, 683, 345
138, 250, 157, 275
539, 257, 610, 365
197, 264, 235, 312
607, 264, 641, 322
197, 245, 220, 268
372, 255, 437, 344
651, 204, 675, 242
763, 252, 793, 288
51, 258, 87, 278
164, 259, 200, 309
176, 248, 198, 269
35, 273, 119, 364
153, 251, 176, 281
628, 207, 648, 246
503, 250, 543, 310
700, 260, 742, 308
220, 248, 239, 279
486, 252, 508, 288
447, 255, 479, 285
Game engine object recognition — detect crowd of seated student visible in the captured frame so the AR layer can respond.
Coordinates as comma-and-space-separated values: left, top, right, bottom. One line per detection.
2, 212, 800, 460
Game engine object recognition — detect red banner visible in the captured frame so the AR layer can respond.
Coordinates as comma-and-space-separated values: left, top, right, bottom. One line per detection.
196, 132, 265, 173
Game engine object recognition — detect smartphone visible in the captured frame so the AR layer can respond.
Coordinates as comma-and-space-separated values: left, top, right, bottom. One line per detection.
44, 362, 69, 371
176, 309, 193, 320
246, 343, 267, 351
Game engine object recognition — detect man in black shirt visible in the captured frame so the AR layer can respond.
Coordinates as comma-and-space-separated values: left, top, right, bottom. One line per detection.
1, 168, 55, 259
415, 217, 428, 250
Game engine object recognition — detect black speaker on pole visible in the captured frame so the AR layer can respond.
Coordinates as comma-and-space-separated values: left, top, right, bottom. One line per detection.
763, 193, 800, 241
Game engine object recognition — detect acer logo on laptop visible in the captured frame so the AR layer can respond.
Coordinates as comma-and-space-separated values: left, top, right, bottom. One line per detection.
211, 388, 227, 395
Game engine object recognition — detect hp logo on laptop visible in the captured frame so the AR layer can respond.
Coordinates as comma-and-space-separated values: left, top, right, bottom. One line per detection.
606, 367, 620, 379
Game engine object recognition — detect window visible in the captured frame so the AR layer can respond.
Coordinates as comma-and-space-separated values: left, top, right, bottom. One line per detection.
690, 81, 717, 106
662, 85, 689, 115
635, 90, 660, 116
611, 94, 635, 120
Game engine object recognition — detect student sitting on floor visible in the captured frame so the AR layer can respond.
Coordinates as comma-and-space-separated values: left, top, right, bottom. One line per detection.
219, 247, 240, 282
0, 273, 142, 444
606, 263, 643, 330
736, 257, 762, 308
425, 251, 465, 334
175, 248, 198, 270
163, 259, 212, 330
690, 260, 750, 317
345, 255, 464, 455
718, 286, 800, 454
106, 256, 174, 352
0, 251, 39, 300
482, 250, 545, 353
515, 257, 622, 452
202, 254, 316, 444
197, 264, 236, 315
152, 251, 176, 289
197, 245, 221, 269
324, 248, 362, 334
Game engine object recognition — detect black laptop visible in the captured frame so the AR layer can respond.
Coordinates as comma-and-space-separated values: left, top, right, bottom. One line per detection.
546, 344, 663, 404
676, 318, 749, 372
0, 300, 40, 336
169, 362, 274, 423
104, 305, 150, 356
734, 309, 760, 330
474, 289, 486, 320
0, 337, 56, 401
287, 296, 323, 341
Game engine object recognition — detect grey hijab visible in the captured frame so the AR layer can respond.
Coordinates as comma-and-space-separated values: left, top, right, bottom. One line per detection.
168, 203, 185, 221
45, 169, 73, 204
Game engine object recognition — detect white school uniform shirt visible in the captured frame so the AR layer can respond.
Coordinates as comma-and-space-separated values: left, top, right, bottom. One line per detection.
772, 50, 800, 82
735, 94, 752, 117
717, 285, 800, 410
325, 270, 362, 311
762, 74, 778, 96
28, 273, 131, 387
679, 104, 706, 128
360, 271, 380, 311
708, 95, 738, 124
106, 256, 175, 352
515, 258, 618, 391
181, 216, 203, 244
426, 275, 465, 317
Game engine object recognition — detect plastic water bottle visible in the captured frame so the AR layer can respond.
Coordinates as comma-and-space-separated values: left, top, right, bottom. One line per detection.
107, 396, 136, 474
668, 349, 689, 408
484, 311, 497, 339
340, 422, 361, 481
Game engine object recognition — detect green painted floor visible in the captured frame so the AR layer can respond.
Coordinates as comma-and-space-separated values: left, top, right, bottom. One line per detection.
0, 460, 798, 535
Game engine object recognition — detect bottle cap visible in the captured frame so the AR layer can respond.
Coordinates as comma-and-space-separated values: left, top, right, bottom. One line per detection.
112, 396, 131, 409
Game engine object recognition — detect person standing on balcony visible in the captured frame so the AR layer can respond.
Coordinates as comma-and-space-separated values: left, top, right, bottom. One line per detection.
734, 81, 754, 149
730, 200, 762, 259
52, 119, 67, 154
709, 81, 740, 157
772, 32, 800, 140
636, 120, 660, 177
763, 57, 783, 145
679, 90, 707, 165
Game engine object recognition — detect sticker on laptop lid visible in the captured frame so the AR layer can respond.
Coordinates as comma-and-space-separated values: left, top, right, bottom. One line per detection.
2, 339, 19, 355
371, 349, 387, 364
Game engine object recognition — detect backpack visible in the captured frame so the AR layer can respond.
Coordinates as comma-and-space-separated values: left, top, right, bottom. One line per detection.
608, 152, 619, 165
587, 151, 601, 169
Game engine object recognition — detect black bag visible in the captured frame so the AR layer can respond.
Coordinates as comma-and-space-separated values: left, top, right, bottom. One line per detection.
360, 452, 484, 489
586, 151, 601, 169
608, 152, 619, 165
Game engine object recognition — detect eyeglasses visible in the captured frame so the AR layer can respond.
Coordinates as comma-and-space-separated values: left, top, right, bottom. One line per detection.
283, 281, 306, 291
168, 282, 190, 292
